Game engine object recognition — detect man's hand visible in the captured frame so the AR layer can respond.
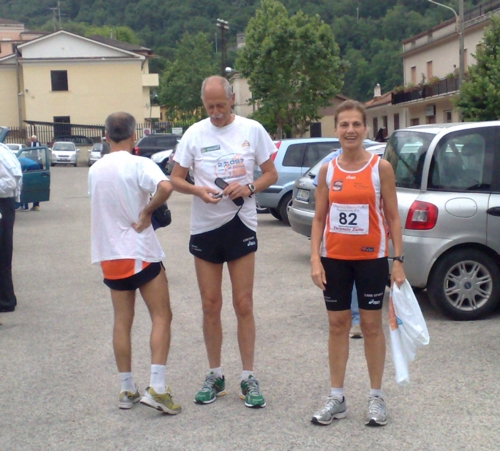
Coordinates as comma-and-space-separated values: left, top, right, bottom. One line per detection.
132, 209, 153, 233
194, 186, 223, 204
223, 182, 251, 200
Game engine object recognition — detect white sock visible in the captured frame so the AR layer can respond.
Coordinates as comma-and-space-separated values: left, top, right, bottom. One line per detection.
119, 372, 135, 393
370, 388, 383, 398
241, 370, 254, 381
330, 388, 344, 400
150, 364, 166, 394
209, 367, 223, 378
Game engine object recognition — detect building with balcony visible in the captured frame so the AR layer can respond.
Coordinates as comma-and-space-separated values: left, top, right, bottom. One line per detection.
366, 0, 500, 134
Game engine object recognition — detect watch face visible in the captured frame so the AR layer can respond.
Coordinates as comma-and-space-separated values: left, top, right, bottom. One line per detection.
249, 184, 255, 193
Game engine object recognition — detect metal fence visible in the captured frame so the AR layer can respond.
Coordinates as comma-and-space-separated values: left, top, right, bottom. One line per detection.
3, 120, 195, 145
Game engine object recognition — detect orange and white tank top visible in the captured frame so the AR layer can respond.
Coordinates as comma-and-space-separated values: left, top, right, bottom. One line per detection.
320, 154, 388, 260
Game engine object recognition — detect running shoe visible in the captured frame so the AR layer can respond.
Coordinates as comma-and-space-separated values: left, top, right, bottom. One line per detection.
350, 324, 363, 339
31, 206, 40, 211
240, 375, 266, 408
140, 386, 182, 414
194, 372, 226, 404
365, 396, 387, 426
311, 396, 347, 425
118, 386, 141, 410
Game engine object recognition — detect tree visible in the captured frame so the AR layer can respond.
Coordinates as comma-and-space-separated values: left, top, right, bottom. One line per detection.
158, 32, 217, 122
454, 15, 500, 121
237, 0, 345, 138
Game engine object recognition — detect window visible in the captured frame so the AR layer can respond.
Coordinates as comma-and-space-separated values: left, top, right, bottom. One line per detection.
282, 144, 305, 167
444, 110, 453, 123
51, 70, 68, 91
411, 118, 420, 126
430, 130, 493, 191
464, 48, 468, 68
303, 142, 339, 168
427, 61, 433, 80
394, 113, 400, 131
411, 66, 417, 85
426, 116, 436, 124
373, 118, 378, 138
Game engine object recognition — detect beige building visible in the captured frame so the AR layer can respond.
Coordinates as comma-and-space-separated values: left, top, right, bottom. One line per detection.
0, 25, 159, 132
366, 0, 500, 133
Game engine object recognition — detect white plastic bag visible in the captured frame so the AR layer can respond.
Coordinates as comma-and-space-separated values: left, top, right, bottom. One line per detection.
388, 281, 430, 387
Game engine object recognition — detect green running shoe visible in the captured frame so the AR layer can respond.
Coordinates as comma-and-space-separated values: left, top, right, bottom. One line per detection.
240, 375, 266, 408
118, 386, 141, 410
140, 386, 182, 415
194, 372, 226, 404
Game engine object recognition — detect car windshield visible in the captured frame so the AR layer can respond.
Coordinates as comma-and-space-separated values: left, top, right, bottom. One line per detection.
92, 144, 103, 151
53, 143, 75, 151
385, 131, 435, 188
6, 144, 20, 150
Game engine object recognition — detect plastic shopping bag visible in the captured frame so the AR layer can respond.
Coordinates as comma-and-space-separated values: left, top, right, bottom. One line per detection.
392, 281, 430, 348
389, 281, 430, 387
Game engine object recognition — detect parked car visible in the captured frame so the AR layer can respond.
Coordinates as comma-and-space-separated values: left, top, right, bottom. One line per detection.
88, 143, 103, 166
255, 137, 379, 225
133, 133, 181, 173
288, 144, 386, 238
166, 146, 194, 184
5, 143, 28, 153
383, 121, 500, 321
0, 127, 51, 204
51, 141, 79, 166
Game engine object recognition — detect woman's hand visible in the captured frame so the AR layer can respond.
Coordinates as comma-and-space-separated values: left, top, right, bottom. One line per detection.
311, 259, 326, 290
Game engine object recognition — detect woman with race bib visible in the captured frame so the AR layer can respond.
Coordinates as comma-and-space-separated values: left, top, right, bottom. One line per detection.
310, 100, 405, 427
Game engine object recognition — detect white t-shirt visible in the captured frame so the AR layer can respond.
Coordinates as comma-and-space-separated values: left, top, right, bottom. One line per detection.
88, 151, 168, 264
174, 115, 276, 234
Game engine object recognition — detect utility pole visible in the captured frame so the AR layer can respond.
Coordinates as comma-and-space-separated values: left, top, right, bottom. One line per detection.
216, 19, 229, 77
428, 0, 465, 87
49, 0, 62, 31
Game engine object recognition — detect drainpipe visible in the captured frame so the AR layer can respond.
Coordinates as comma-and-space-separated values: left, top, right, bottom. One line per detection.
15, 45, 23, 129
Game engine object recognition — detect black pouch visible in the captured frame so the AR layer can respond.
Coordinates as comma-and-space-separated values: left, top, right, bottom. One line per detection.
151, 203, 172, 230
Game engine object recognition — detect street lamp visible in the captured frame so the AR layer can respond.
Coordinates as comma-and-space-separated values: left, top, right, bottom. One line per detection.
427, 0, 465, 87
216, 18, 229, 77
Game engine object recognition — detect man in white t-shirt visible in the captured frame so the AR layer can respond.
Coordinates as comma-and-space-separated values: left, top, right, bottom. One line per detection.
88, 112, 181, 415
170, 75, 278, 409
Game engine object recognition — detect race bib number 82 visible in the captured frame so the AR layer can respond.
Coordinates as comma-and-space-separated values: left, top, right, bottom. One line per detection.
329, 203, 369, 235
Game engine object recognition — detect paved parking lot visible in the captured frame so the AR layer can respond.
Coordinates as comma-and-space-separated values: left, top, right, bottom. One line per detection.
2, 166, 500, 450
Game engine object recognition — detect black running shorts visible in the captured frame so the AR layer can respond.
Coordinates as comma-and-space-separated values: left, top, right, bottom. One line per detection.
189, 215, 257, 264
320, 257, 388, 311
103, 262, 163, 291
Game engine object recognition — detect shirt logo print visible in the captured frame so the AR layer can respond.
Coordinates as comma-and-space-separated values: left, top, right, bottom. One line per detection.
242, 140, 250, 147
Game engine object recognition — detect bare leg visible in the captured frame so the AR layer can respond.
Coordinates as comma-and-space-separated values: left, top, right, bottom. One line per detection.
110, 289, 136, 372
227, 252, 255, 370
359, 309, 385, 389
194, 257, 224, 368
327, 310, 351, 388
139, 269, 172, 365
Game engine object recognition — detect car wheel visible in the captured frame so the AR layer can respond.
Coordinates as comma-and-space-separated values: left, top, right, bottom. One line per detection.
269, 208, 282, 221
161, 159, 170, 175
74, 162, 77, 167
279, 192, 293, 226
51, 163, 55, 167
427, 248, 500, 320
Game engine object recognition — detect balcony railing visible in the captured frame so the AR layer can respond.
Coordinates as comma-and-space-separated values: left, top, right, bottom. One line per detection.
392, 76, 459, 105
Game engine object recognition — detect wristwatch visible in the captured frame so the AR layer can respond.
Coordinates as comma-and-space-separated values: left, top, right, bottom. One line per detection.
247, 183, 256, 195
391, 255, 405, 263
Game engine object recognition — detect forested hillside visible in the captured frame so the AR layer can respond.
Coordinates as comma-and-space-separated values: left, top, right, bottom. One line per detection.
0, 0, 484, 101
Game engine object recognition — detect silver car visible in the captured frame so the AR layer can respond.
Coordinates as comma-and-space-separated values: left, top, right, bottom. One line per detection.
384, 122, 500, 320
51, 142, 79, 167
289, 145, 386, 237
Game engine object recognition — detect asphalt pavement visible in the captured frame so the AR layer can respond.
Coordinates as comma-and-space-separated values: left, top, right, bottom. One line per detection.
2, 165, 500, 451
